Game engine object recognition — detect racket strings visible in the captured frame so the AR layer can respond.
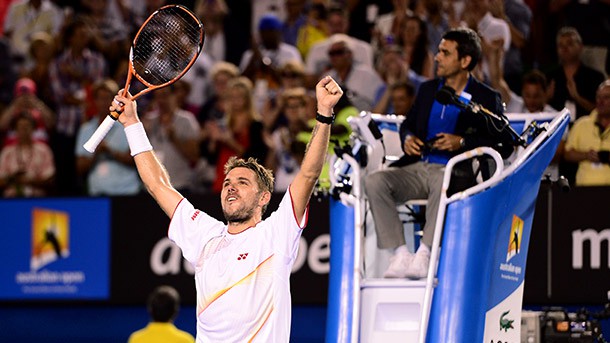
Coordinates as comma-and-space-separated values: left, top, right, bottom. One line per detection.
132, 7, 202, 86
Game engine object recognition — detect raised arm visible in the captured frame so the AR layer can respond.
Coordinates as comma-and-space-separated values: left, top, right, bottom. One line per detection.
290, 76, 343, 223
111, 93, 184, 218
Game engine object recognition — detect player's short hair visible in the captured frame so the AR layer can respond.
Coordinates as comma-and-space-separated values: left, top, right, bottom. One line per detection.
441, 27, 481, 71
224, 157, 275, 212
147, 285, 180, 323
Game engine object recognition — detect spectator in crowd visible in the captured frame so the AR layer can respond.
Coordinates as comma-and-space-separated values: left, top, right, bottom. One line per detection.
261, 59, 312, 131
282, 0, 307, 47
181, 51, 215, 114
326, 35, 385, 111
75, 79, 141, 196
373, 45, 426, 114
305, 5, 374, 87
265, 87, 310, 192
128, 285, 194, 343
564, 80, 610, 186
0, 112, 55, 197
487, 38, 555, 114
396, 15, 435, 79
462, 0, 511, 82
194, 0, 228, 63
296, 2, 328, 59
0, 37, 18, 111
549, 0, 610, 76
22, 31, 57, 110
491, 0, 532, 93
364, 28, 514, 279
196, 62, 240, 188
547, 27, 606, 120
372, 0, 414, 53
49, 18, 107, 195
420, 0, 450, 52
144, 86, 200, 193
78, 0, 130, 75
3, 0, 64, 72
208, 77, 267, 193
0, 77, 54, 145
374, 80, 416, 116
240, 14, 302, 113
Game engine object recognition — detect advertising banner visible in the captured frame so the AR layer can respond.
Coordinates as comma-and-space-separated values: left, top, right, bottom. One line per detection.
110, 193, 330, 305
0, 198, 110, 300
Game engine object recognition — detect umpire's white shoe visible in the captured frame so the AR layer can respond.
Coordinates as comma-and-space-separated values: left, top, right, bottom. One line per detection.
404, 248, 430, 279
383, 250, 414, 278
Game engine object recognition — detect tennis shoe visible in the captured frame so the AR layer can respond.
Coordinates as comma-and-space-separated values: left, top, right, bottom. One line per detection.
405, 248, 430, 279
383, 250, 414, 278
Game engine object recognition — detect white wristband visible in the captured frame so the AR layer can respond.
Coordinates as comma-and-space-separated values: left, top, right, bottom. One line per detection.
124, 122, 153, 156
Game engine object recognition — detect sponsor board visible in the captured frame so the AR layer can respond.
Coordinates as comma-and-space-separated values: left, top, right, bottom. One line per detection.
0, 199, 110, 300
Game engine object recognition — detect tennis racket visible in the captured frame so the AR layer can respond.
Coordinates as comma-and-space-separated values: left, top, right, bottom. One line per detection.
83, 4, 204, 153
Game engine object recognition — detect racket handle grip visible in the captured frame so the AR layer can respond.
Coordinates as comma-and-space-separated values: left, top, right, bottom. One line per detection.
83, 115, 117, 153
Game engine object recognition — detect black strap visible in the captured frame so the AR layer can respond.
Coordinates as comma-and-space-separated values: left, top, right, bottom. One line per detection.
316, 112, 334, 124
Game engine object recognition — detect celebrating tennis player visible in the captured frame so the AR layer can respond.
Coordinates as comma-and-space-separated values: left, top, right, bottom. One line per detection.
111, 75, 342, 342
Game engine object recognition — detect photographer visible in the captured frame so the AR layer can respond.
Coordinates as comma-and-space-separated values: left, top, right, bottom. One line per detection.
564, 80, 610, 186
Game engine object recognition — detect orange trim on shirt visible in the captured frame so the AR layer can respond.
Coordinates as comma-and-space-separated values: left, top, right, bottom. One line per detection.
247, 304, 274, 343
198, 254, 274, 316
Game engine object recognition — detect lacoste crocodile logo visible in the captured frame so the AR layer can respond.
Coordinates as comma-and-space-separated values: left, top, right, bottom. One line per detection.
500, 310, 515, 332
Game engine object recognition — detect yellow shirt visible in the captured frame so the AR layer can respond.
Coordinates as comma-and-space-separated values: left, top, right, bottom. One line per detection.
128, 322, 194, 343
565, 110, 610, 186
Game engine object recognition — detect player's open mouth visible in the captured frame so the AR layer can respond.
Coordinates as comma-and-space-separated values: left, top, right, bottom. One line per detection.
227, 196, 237, 202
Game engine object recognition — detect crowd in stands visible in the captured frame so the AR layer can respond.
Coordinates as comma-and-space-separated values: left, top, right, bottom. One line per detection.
0, 0, 609, 198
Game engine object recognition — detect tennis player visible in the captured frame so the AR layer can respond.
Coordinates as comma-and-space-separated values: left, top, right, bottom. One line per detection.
112, 76, 343, 342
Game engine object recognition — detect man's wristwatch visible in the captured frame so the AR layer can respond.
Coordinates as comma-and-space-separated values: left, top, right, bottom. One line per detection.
316, 112, 334, 125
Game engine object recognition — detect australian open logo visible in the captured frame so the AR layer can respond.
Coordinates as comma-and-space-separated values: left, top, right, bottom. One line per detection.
506, 215, 523, 262
499, 215, 523, 282
31, 208, 70, 270
14, 208, 85, 295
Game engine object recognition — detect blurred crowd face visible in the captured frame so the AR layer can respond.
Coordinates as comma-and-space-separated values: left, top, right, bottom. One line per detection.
328, 42, 352, 70
213, 72, 233, 96
522, 83, 547, 113
556, 33, 582, 64
226, 85, 250, 113
596, 83, 610, 117
154, 87, 177, 113
327, 12, 348, 35
285, 0, 305, 19
280, 70, 304, 89
284, 97, 307, 123
402, 17, 423, 45
94, 87, 115, 117
391, 87, 414, 116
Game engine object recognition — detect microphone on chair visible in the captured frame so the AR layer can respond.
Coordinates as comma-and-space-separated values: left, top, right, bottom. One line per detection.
435, 86, 503, 122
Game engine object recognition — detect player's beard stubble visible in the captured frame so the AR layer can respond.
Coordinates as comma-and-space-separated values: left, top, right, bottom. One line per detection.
223, 202, 257, 224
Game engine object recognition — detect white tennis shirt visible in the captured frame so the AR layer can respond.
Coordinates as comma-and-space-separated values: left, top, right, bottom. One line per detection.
168, 190, 307, 342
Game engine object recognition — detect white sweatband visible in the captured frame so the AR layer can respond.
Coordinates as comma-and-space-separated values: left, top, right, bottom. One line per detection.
124, 122, 153, 156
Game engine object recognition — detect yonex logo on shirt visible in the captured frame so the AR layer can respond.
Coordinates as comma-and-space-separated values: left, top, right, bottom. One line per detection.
237, 253, 248, 260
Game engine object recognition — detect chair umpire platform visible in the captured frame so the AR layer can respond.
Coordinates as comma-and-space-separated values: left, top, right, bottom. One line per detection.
326, 110, 569, 343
